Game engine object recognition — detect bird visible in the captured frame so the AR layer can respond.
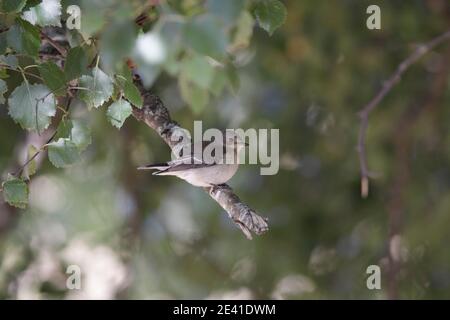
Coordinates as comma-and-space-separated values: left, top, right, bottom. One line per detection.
137, 132, 248, 187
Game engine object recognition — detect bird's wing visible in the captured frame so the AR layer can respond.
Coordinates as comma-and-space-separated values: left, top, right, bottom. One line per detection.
156, 162, 215, 174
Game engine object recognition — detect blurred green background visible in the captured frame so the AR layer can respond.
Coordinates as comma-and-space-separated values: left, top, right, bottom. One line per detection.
1, 0, 450, 299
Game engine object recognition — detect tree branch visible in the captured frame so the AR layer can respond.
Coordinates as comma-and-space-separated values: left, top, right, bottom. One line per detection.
130, 77, 269, 240
357, 29, 450, 198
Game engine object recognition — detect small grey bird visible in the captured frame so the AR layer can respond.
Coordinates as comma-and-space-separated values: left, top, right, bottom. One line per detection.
138, 133, 248, 187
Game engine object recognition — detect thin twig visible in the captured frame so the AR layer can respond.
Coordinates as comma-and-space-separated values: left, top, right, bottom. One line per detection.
357, 29, 450, 198
0, 64, 44, 81
40, 31, 67, 57
12, 98, 72, 177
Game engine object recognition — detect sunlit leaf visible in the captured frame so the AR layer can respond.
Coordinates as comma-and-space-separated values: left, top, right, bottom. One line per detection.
2, 176, 28, 209
78, 67, 114, 109
230, 11, 254, 52
107, 99, 132, 129
72, 121, 91, 151
22, 0, 62, 27
47, 138, 80, 168
8, 82, 56, 132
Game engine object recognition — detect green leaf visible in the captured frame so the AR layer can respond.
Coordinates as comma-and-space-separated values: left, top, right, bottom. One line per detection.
206, 0, 244, 24
8, 82, 56, 132
107, 99, 132, 129
7, 19, 40, 56
226, 65, 240, 93
0, 33, 7, 55
0, 55, 19, 68
179, 74, 209, 114
38, 61, 66, 96
116, 68, 143, 108
22, 0, 62, 27
230, 11, 254, 52
26, 145, 39, 177
2, 177, 28, 209
181, 55, 215, 90
254, 0, 287, 36
55, 119, 91, 151
78, 67, 113, 109
122, 80, 142, 108
47, 138, 80, 168
2, 0, 27, 13
184, 15, 228, 60
100, 20, 136, 73
64, 46, 88, 81
210, 69, 227, 96
0, 79, 7, 104
70, 120, 91, 151
55, 119, 73, 139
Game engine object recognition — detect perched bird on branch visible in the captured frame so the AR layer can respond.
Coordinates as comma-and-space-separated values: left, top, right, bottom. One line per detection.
138, 132, 248, 187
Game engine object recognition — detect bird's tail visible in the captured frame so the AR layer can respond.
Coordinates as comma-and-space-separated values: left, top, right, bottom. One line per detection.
137, 163, 169, 172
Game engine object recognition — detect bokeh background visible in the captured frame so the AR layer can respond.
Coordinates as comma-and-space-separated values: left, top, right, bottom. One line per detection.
1, 0, 450, 299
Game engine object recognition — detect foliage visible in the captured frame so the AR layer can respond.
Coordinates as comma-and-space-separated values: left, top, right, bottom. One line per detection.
0, 0, 286, 207
1, 0, 450, 301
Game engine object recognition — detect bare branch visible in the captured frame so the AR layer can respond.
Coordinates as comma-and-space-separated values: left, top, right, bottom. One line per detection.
357, 29, 450, 198
130, 78, 269, 239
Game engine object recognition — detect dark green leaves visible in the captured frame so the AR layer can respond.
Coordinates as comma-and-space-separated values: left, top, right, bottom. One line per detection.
185, 15, 228, 60
1, 0, 27, 13
38, 61, 66, 95
6, 19, 40, 57
116, 69, 143, 108
254, 0, 287, 36
64, 46, 88, 81
0, 79, 7, 104
107, 99, 132, 129
8, 82, 56, 132
122, 80, 142, 108
2, 176, 28, 209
